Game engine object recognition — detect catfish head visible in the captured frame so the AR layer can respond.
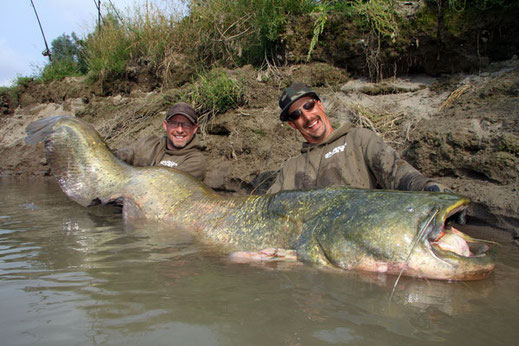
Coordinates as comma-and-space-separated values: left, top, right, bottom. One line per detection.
296, 189, 495, 281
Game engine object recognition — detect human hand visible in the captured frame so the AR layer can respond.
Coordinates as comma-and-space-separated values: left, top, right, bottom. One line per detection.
424, 182, 454, 193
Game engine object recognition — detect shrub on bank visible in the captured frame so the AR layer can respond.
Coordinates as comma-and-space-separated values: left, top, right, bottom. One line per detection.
179, 68, 246, 131
24, 1, 519, 88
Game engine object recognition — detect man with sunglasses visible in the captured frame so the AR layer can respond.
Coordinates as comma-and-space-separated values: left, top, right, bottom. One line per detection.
114, 102, 206, 180
267, 83, 451, 194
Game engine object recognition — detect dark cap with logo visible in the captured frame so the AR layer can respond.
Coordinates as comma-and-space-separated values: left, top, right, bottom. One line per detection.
165, 103, 198, 124
279, 83, 319, 121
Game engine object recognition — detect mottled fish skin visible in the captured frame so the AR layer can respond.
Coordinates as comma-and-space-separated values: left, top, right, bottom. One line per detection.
25, 116, 495, 280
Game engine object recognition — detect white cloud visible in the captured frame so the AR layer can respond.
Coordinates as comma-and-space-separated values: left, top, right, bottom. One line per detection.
0, 39, 34, 87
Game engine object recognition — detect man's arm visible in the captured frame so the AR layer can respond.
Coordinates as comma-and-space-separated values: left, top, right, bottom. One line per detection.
114, 146, 136, 165
266, 156, 301, 194
113, 136, 161, 167
358, 128, 449, 192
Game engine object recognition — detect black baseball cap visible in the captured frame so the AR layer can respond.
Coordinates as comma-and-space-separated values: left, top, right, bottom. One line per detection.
279, 83, 319, 121
165, 103, 198, 124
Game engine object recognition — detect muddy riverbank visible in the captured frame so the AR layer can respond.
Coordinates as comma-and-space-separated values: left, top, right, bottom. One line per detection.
0, 59, 517, 239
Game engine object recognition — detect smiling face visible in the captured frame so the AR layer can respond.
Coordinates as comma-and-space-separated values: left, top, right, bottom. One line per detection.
163, 114, 198, 149
287, 96, 334, 144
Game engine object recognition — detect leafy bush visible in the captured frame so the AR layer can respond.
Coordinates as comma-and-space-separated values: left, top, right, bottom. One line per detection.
80, 0, 317, 85
307, 2, 331, 61
351, 0, 399, 39
51, 33, 87, 72
425, 0, 518, 11
13, 76, 34, 88
28, 0, 517, 88
35, 33, 86, 82
172, 0, 317, 66
40, 59, 83, 82
179, 68, 246, 129
43, 0, 403, 85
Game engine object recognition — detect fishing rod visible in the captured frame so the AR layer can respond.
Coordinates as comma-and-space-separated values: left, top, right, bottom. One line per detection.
95, 0, 102, 31
29, 0, 52, 62
95, 0, 125, 29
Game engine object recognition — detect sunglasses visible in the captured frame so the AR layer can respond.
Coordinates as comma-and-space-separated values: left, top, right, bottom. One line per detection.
166, 119, 195, 130
288, 99, 317, 121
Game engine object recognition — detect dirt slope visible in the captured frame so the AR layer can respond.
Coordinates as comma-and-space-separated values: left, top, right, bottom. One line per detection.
0, 60, 517, 238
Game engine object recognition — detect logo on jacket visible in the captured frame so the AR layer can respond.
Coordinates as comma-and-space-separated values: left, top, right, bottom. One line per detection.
160, 160, 178, 168
324, 144, 347, 159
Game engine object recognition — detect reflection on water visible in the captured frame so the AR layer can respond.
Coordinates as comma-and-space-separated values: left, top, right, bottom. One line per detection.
1, 177, 518, 345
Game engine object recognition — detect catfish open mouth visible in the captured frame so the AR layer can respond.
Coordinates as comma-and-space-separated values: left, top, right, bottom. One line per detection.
427, 203, 491, 258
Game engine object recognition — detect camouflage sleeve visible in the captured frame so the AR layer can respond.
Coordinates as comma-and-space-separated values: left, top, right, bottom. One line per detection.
357, 128, 430, 191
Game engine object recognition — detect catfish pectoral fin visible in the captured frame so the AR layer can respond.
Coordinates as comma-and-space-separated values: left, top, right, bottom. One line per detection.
122, 198, 147, 222
228, 248, 297, 263
295, 222, 332, 267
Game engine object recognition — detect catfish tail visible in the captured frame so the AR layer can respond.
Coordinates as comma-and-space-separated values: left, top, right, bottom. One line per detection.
25, 116, 131, 207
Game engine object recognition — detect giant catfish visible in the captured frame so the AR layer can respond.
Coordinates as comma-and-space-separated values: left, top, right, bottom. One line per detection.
25, 116, 495, 280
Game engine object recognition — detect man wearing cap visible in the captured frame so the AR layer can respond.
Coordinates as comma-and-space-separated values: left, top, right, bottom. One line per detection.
114, 102, 206, 180
267, 83, 451, 194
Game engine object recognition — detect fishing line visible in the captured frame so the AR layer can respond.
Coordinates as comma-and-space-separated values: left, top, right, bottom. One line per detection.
388, 208, 438, 303
106, 0, 125, 25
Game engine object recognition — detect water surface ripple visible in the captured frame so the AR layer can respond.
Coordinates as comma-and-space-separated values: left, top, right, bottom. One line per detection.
0, 177, 518, 345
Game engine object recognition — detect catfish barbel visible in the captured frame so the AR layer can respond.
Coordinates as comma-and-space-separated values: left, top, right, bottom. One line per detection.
25, 116, 495, 280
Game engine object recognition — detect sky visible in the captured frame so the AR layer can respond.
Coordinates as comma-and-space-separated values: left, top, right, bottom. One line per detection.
0, 0, 178, 87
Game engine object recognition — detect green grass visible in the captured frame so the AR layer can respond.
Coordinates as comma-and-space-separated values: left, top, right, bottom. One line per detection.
40, 59, 84, 82
179, 68, 246, 119
84, 14, 133, 82
15, 0, 517, 88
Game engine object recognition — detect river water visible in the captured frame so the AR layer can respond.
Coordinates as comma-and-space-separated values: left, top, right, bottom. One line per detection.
1, 177, 518, 345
